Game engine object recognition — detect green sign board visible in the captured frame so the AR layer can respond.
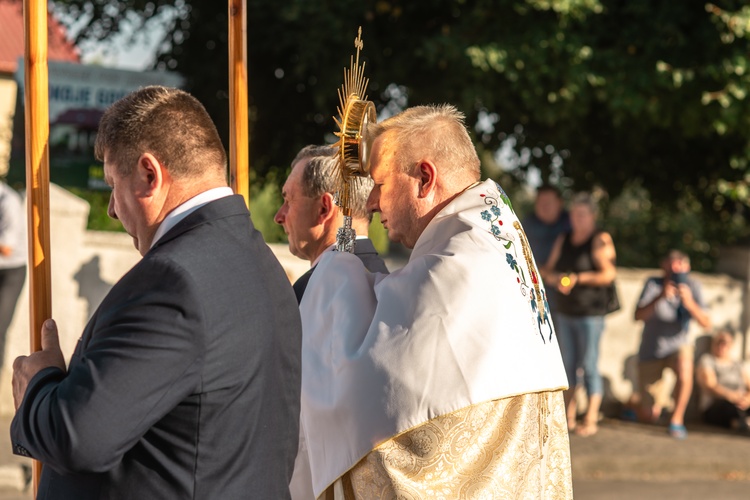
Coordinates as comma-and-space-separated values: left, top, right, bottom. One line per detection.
9, 61, 183, 190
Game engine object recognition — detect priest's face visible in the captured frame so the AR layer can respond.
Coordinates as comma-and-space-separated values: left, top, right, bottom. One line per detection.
367, 133, 422, 248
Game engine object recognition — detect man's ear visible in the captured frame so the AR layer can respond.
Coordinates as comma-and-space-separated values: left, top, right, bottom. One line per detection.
136, 153, 166, 195
417, 161, 438, 198
317, 192, 338, 224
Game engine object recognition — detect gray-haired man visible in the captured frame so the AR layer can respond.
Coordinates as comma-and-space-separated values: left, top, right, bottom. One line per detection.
274, 145, 388, 302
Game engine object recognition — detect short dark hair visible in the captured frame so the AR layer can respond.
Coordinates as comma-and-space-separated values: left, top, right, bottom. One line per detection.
95, 86, 226, 179
666, 249, 689, 262
536, 183, 562, 198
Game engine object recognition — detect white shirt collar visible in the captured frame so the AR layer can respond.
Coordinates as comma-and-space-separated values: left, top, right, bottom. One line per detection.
151, 187, 235, 248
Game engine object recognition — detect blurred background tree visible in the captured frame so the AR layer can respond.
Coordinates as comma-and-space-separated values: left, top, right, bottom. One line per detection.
52, 0, 750, 270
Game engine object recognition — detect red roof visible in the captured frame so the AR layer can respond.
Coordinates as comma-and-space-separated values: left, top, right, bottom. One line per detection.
0, 0, 79, 74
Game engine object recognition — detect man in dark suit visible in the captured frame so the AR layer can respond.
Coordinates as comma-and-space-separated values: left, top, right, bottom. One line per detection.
11, 87, 302, 499
274, 146, 388, 302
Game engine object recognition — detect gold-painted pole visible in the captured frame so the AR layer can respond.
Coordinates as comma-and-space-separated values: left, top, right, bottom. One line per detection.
23, 0, 53, 494
228, 0, 249, 206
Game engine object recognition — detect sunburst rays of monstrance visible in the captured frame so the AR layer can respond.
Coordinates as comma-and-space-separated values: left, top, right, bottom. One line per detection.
332, 27, 376, 252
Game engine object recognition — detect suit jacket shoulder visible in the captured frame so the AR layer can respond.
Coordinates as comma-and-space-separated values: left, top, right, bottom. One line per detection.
294, 268, 315, 304
353, 238, 389, 274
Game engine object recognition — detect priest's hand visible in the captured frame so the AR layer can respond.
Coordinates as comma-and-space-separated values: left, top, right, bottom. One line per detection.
13, 319, 67, 410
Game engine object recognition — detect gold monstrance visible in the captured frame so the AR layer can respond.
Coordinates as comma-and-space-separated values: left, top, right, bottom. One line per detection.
333, 27, 376, 253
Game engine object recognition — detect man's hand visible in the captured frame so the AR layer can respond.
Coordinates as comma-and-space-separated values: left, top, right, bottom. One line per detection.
13, 319, 67, 410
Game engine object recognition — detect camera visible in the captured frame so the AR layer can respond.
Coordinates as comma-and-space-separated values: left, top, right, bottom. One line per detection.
672, 272, 688, 285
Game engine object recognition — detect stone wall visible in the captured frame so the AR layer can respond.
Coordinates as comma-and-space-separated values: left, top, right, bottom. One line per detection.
0, 186, 746, 419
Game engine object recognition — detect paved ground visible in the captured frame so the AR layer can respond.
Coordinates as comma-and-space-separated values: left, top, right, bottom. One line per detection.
570, 417, 750, 499
0, 416, 747, 498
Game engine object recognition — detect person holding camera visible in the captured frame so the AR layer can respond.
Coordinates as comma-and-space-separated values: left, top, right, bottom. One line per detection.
631, 250, 711, 439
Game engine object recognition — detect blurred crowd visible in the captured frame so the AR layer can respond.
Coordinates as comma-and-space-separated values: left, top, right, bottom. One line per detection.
523, 184, 750, 439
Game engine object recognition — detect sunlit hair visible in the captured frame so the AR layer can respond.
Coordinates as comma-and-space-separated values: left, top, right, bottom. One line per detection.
95, 86, 226, 179
712, 329, 734, 344
367, 104, 481, 182
570, 192, 599, 218
294, 146, 374, 222
291, 144, 336, 168
536, 183, 563, 199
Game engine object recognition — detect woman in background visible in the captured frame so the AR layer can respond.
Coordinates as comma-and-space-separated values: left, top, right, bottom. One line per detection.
542, 192, 617, 437
696, 330, 750, 433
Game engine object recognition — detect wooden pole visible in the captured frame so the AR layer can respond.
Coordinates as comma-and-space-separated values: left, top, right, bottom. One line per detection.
228, 0, 249, 206
23, 0, 53, 494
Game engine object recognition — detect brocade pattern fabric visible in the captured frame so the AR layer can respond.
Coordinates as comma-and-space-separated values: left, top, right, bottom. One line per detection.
326, 391, 572, 500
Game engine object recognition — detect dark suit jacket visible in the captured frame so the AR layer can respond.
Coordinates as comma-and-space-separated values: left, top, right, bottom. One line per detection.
11, 195, 302, 499
293, 238, 388, 303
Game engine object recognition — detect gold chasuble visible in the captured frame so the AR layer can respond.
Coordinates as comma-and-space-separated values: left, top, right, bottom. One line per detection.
327, 392, 572, 499
294, 180, 573, 499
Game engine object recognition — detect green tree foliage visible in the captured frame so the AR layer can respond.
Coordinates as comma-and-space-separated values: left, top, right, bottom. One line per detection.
53, 0, 750, 269
247, 171, 285, 244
